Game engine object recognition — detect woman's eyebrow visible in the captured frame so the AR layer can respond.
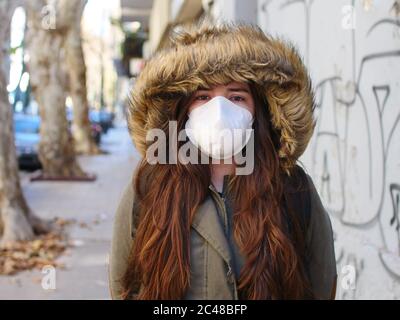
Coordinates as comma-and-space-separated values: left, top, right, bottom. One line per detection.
227, 87, 250, 93
194, 87, 250, 93
196, 87, 210, 91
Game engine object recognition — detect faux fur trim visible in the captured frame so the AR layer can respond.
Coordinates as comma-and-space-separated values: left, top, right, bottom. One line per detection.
127, 21, 316, 173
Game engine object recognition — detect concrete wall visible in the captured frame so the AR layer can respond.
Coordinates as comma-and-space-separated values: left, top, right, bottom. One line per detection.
148, 0, 171, 54
256, 0, 400, 299
210, 0, 258, 23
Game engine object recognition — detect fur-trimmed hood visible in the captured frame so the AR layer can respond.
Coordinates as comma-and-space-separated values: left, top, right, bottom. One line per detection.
127, 21, 316, 173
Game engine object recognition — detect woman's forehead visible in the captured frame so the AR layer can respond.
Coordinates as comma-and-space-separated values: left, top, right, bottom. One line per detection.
196, 81, 250, 91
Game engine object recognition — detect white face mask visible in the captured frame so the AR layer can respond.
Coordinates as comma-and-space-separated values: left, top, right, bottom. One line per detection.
184, 96, 254, 159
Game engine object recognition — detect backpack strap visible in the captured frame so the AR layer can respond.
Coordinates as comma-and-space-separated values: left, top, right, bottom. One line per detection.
282, 164, 312, 236
281, 164, 314, 297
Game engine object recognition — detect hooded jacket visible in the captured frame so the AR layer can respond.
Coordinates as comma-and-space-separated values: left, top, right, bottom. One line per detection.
109, 21, 337, 300
128, 21, 316, 174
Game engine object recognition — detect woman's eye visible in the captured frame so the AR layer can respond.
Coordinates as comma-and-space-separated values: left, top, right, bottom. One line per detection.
195, 95, 209, 101
230, 96, 245, 102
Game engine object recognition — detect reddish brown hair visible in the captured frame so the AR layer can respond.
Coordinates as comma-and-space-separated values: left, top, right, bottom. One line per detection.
122, 82, 313, 299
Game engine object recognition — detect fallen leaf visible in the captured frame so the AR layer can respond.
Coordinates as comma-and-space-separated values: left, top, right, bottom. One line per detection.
0, 230, 70, 276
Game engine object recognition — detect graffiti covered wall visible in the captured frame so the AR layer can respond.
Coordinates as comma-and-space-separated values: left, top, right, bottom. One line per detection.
258, 0, 400, 299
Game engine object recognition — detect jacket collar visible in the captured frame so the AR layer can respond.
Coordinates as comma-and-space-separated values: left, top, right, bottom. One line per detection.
191, 195, 233, 264
191, 175, 236, 265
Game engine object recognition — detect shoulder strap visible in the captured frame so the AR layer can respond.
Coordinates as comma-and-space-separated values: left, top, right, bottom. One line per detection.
282, 165, 315, 298
282, 164, 312, 237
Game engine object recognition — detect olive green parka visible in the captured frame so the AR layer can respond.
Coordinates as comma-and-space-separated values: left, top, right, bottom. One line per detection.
109, 21, 337, 300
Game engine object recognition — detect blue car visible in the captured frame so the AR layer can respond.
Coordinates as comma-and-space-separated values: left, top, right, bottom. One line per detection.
13, 114, 42, 170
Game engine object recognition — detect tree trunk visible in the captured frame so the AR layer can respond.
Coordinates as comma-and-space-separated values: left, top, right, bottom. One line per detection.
66, 0, 100, 155
25, 0, 86, 178
0, 0, 49, 245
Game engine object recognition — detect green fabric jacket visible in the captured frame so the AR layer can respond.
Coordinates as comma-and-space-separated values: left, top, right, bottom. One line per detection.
109, 173, 337, 300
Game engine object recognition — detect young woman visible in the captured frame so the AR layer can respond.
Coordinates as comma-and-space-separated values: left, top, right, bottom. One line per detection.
109, 21, 337, 300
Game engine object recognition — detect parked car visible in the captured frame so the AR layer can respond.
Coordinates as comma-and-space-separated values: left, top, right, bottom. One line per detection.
14, 110, 104, 170
13, 113, 42, 170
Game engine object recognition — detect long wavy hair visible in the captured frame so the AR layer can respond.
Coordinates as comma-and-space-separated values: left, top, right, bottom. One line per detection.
122, 81, 314, 300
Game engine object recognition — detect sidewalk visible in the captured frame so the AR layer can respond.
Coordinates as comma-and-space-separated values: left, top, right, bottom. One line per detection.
0, 124, 139, 299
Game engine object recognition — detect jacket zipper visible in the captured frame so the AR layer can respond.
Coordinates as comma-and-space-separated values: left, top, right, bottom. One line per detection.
209, 185, 239, 300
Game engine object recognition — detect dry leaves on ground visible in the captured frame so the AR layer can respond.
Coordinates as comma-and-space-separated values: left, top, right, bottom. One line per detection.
0, 218, 72, 276
0, 214, 105, 276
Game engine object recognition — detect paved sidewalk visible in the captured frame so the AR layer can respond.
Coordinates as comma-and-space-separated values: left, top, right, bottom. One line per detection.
0, 124, 139, 299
